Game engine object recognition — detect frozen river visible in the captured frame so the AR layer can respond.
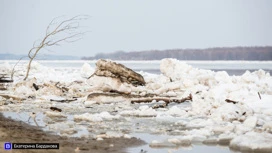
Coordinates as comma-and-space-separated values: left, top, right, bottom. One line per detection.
1, 59, 272, 153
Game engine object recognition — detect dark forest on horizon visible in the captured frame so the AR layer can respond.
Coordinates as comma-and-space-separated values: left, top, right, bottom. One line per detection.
82, 46, 272, 61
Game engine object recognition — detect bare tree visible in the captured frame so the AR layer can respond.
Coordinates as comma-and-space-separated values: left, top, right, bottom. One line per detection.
24, 15, 89, 80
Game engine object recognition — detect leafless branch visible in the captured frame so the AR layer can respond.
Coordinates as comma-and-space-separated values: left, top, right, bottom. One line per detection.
24, 15, 89, 80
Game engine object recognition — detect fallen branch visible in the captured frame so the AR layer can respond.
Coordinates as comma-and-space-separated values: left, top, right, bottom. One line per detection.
109, 89, 130, 95
50, 98, 77, 103
87, 92, 192, 105
131, 94, 192, 105
225, 99, 238, 104
0, 79, 13, 83
50, 107, 62, 112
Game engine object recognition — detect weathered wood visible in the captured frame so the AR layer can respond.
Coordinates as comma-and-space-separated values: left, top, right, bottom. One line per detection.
87, 92, 162, 100
0, 79, 13, 83
0, 72, 13, 86
50, 107, 62, 112
50, 98, 77, 103
87, 92, 192, 105
93, 59, 146, 86
225, 99, 238, 104
109, 89, 130, 95
131, 94, 192, 105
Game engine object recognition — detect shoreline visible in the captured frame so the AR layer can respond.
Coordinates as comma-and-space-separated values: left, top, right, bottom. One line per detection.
0, 113, 145, 153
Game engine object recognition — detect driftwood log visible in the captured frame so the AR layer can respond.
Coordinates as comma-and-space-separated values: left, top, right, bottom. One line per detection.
87, 92, 192, 106
90, 59, 146, 86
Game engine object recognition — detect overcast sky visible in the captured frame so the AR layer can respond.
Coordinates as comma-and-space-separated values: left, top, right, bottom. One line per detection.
0, 0, 271, 56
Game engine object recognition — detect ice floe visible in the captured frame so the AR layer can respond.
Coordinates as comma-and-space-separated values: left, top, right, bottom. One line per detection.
230, 132, 272, 152
80, 62, 95, 78
1, 59, 272, 152
120, 105, 157, 117
74, 112, 119, 122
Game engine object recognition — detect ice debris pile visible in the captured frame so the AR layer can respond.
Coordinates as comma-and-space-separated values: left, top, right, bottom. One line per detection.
0, 61, 91, 102
1, 59, 272, 152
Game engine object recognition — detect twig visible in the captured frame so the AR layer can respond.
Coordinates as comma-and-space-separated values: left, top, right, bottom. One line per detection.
109, 89, 130, 95
258, 92, 262, 100
225, 99, 238, 104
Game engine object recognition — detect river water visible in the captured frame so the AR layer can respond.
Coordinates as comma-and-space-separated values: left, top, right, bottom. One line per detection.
1, 60, 272, 75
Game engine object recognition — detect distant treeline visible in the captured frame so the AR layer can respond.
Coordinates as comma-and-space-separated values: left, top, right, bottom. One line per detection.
82, 46, 272, 60
0, 54, 80, 60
